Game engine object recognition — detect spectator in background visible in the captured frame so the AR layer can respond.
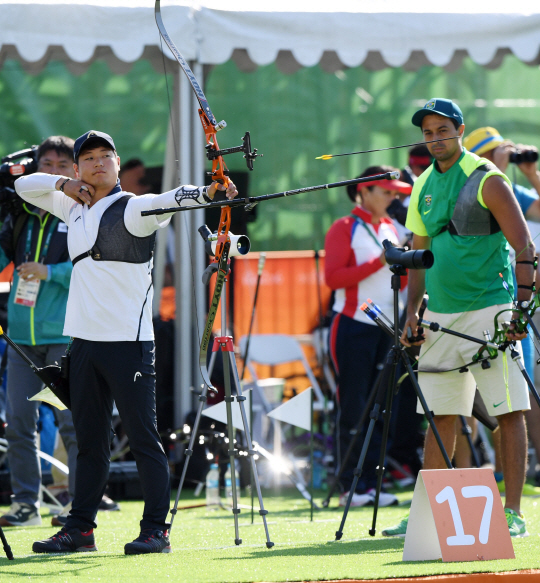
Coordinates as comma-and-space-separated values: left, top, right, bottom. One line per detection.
464, 127, 540, 219
0, 136, 119, 530
385, 145, 432, 244
0, 136, 78, 528
324, 165, 411, 508
463, 127, 540, 495
400, 144, 432, 186
119, 159, 151, 196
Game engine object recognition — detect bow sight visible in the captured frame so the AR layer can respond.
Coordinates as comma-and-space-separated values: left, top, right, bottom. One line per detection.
205, 131, 260, 176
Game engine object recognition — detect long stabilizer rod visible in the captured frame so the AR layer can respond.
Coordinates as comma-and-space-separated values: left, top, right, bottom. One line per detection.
141, 171, 400, 217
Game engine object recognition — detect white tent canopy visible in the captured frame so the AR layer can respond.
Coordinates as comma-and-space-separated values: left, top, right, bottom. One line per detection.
1, 1, 540, 73
2, 0, 540, 427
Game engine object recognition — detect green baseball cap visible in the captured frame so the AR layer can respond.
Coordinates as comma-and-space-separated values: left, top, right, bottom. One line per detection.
412, 98, 464, 128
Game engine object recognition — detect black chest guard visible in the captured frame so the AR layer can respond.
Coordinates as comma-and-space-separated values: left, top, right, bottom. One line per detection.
72, 195, 156, 267
440, 163, 501, 237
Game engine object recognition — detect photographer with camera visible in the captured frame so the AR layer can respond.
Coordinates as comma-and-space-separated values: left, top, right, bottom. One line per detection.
324, 165, 412, 508
383, 99, 534, 538
0, 136, 78, 528
464, 127, 540, 220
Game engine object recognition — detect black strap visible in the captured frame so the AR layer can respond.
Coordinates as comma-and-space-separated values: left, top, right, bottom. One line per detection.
72, 250, 93, 267
59, 178, 71, 193
136, 282, 153, 341
12, 213, 28, 255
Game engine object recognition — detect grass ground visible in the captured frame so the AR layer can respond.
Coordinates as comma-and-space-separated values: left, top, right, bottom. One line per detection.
0, 488, 539, 582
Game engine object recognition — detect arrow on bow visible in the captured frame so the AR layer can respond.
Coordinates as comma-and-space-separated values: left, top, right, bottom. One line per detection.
316, 136, 460, 160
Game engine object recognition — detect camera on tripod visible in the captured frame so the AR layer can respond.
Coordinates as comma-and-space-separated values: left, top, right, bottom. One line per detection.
382, 239, 434, 270
0, 146, 38, 220
509, 148, 539, 165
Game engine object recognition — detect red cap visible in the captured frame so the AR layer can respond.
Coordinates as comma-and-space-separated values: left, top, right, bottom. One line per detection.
409, 155, 432, 167
357, 177, 412, 195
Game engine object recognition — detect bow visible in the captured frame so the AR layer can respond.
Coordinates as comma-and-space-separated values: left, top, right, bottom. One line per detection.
155, 0, 260, 392
407, 252, 540, 400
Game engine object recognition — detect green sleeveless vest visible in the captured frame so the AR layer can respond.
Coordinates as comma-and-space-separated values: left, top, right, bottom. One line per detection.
409, 149, 514, 314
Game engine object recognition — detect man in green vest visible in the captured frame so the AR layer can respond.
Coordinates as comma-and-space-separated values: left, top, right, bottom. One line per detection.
383, 98, 534, 538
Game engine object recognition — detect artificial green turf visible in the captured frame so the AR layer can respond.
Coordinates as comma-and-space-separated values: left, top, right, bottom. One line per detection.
0, 489, 539, 582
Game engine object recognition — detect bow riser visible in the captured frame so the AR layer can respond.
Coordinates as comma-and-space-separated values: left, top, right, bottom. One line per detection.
214, 208, 232, 263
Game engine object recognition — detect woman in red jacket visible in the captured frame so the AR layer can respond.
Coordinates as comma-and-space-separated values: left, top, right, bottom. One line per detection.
325, 165, 411, 507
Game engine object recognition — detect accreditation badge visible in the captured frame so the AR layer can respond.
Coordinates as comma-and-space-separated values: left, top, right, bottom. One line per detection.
14, 277, 40, 308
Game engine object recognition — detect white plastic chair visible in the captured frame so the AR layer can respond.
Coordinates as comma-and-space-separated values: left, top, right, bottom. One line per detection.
239, 334, 332, 411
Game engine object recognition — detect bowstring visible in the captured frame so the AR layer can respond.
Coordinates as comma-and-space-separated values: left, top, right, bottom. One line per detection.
159, 36, 203, 352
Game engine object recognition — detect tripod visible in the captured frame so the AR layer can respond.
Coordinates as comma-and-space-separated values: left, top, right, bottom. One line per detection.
335, 264, 452, 540
169, 266, 273, 548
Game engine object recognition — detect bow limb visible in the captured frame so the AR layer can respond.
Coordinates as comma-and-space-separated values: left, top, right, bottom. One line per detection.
155, 0, 219, 128
154, 0, 229, 185
155, 0, 230, 258
199, 243, 231, 392
155, 0, 234, 389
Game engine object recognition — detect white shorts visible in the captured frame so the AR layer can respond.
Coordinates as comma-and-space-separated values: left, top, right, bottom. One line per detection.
416, 303, 530, 417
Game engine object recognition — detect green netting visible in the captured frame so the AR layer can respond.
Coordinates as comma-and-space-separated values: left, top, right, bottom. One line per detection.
0, 59, 171, 167
1, 55, 540, 251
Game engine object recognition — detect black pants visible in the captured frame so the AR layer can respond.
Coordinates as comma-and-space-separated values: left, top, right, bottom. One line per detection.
65, 339, 170, 532
330, 313, 392, 493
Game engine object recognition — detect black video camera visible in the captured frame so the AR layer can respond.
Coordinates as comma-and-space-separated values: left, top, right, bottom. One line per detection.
383, 239, 434, 270
509, 148, 539, 165
0, 146, 38, 220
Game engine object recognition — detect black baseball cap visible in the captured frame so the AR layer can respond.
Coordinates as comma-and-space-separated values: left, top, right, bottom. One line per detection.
74, 130, 116, 161
412, 98, 464, 128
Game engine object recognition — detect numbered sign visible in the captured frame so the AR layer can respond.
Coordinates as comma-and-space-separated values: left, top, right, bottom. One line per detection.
403, 469, 514, 562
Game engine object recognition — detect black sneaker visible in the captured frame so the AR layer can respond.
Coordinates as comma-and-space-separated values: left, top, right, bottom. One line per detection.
98, 494, 120, 512
33, 527, 97, 553
124, 529, 171, 555
0, 502, 42, 526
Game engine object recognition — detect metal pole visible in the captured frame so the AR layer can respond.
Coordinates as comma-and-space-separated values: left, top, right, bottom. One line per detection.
310, 388, 314, 522
174, 63, 194, 429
